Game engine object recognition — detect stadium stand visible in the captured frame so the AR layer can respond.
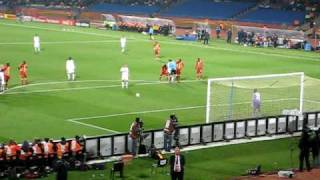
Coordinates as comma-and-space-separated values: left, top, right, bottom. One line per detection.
160, 0, 256, 19
88, 2, 161, 15
237, 8, 306, 25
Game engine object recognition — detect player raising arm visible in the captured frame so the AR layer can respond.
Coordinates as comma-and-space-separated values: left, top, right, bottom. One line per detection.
195, 58, 204, 80
120, 64, 129, 89
18, 61, 28, 85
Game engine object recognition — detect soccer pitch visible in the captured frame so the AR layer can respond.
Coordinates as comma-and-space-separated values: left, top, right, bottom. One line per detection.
0, 19, 320, 142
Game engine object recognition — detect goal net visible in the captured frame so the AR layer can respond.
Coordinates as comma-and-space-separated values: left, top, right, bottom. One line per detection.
206, 72, 304, 123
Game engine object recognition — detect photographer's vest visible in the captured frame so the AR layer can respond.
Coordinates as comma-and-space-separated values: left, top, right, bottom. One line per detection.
0, 149, 5, 161
33, 144, 43, 158
71, 140, 82, 153
57, 143, 69, 157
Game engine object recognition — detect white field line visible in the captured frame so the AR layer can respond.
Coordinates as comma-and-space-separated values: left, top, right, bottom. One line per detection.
3, 80, 204, 95
6, 79, 147, 92
304, 99, 320, 104
0, 21, 318, 62
68, 119, 120, 133
67, 98, 299, 122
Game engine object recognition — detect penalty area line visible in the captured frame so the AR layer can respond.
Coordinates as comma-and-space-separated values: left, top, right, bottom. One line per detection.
68, 119, 120, 133
67, 105, 206, 122
4, 80, 205, 95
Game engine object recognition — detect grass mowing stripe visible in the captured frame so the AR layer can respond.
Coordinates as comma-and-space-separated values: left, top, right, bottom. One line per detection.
0, 21, 318, 62
67, 105, 206, 121
3, 80, 205, 95
67, 98, 298, 122
0, 40, 143, 45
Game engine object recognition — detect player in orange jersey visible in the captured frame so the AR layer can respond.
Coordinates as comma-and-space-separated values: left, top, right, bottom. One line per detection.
176, 59, 185, 82
159, 64, 168, 81
1, 63, 10, 89
18, 61, 28, 85
153, 41, 161, 58
195, 58, 204, 80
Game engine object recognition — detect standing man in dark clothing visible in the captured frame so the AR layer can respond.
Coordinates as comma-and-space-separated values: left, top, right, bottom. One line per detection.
310, 129, 320, 167
227, 29, 232, 43
54, 158, 69, 180
203, 31, 210, 45
299, 128, 311, 171
215, 25, 221, 39
170, 147, 185, 180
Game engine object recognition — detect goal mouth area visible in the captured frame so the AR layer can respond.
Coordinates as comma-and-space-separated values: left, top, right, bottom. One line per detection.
205, 72, 314, 123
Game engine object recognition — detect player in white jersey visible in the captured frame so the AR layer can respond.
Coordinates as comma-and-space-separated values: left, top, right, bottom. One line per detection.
120, 36, 127, 53
66, 57, 76, 81
0, 66, 5, 92
252, 88, 261, 117
33, 34, 40, 53
120, 64, 129, 88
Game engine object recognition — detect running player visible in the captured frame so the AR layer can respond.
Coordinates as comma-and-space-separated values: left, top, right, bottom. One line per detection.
120, 64, 129, 89
120, 36, 127, 53
1, 63, 10, 89
176, 59, 185, 82
18, 61, 28, 85
33, 34, 40, 53
66, 57, 76, 81
153, 41, 160, 58
195, 58, 204, 80
159, 64, 168, 81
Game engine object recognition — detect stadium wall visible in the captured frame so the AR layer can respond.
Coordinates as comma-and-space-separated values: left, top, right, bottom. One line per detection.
83, 111, 319, 159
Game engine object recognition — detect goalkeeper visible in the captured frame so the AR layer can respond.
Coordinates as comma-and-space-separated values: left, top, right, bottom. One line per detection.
252, 89, 261, 117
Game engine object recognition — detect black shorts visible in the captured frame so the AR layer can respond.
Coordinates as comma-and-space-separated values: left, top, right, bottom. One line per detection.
170, 70, 176, 75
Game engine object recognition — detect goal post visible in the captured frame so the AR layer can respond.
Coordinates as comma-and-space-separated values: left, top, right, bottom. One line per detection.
206, 72, 304, 123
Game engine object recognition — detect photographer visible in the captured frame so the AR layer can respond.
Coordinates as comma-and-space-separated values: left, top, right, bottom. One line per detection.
129, 117, 142, 156
164, 114, 178, 152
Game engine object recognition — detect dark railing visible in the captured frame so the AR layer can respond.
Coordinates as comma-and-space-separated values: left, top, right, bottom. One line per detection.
84, 111, 320, 159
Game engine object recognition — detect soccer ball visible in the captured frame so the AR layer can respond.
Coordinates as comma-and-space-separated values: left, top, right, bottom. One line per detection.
136, 93, 140, 97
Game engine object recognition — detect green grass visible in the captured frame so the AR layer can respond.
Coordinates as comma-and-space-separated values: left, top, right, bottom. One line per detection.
0, 19, 319, 141
42, 137, 300, 180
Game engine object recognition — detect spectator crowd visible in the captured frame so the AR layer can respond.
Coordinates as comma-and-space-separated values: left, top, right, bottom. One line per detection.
0, 136, 84, 179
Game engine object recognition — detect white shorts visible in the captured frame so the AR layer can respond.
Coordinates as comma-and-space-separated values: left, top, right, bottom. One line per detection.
67, 70, 75, 74
121, 76, 128, 81
34, 43, 40, 48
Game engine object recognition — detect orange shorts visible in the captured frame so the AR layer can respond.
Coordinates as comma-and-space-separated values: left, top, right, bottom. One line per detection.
4, 75, 10, 82
20, 72, 27, 79
196, 69, 203, 74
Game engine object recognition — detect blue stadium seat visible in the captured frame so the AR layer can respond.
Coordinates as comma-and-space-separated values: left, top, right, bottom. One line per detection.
89, 3, 160, 15
160, 0, 255, 19
237, 8, 306, 25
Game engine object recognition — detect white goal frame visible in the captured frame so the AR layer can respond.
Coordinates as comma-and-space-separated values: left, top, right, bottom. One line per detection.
205, 72, 305, 123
